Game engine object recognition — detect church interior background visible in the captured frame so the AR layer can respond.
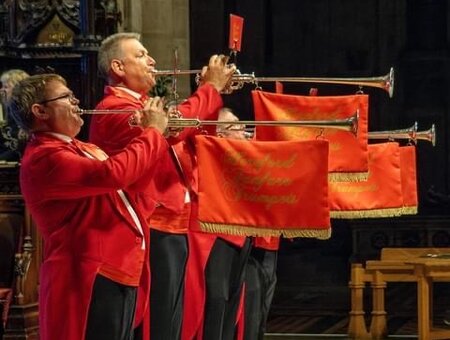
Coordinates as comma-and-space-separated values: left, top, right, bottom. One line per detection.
1, 0, 450, 338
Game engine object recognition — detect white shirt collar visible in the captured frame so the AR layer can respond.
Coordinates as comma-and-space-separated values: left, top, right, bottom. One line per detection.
44, 132, 73, 143
114, 86, 143, 100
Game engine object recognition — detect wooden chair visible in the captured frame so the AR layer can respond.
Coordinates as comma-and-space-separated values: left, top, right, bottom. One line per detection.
0, 214, 23, 334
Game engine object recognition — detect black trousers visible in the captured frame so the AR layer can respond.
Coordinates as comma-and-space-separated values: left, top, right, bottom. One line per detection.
203, 237, 252, 340
85, 274, 137, 340
149, 229, 188, 340
243, 248, 278, 340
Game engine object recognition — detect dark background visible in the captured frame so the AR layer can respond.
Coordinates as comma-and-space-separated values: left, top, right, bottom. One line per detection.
189, 0, 450, 322
0, 0, 449, 327
1, 0, 448, 207
190, 0, 449, 215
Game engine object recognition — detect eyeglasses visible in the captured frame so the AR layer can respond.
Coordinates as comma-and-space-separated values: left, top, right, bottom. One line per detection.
39, 92, 77, 104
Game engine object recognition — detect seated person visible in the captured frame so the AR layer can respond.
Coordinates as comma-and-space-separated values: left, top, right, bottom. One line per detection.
0, 69, 29, 160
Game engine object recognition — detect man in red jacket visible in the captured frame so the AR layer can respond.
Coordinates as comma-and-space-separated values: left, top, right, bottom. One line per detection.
242, 237, 280, 340
8, 73, 168, 340
180, 108, 251, 340
89, 32, 235, 339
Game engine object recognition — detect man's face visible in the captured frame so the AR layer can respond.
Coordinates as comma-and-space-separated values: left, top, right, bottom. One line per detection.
118, 38, 156, 93
218, 109, 247, 140
39, 80, 83, 138
1, 81, 13, 102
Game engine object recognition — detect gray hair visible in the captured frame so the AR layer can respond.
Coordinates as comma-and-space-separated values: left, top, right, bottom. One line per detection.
1, 69, 29, 88
8, 74, 66, 132
97, 32, 141, 79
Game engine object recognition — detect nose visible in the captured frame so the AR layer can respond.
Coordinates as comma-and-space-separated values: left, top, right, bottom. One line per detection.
70, 95, 80, 104
147, 55, 156, 66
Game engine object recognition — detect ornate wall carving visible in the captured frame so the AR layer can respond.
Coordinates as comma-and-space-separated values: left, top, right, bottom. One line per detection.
0, 2, 122, 337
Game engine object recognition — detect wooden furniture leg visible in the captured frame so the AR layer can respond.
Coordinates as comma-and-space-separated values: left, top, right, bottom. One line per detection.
416, 265, 430, 340
348, 263, 370, 339
369, 270, 387, 339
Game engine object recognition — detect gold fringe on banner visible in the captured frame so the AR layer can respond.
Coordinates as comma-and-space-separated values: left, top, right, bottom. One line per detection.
330, 207, 404, 219
328, 172, 369, 182
199, 222, 332, 240
401, 206, 418, 215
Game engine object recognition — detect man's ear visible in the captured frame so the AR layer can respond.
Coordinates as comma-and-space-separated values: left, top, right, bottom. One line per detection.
31, 103, 49, 120
111, 59, 125, 77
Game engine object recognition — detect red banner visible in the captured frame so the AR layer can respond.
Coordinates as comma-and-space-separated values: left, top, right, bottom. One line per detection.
252, 91, 369, 182
196, 135, 331, 238
229, 14, 244, 52
400, 145, 418, 215
328, 142, 404, 218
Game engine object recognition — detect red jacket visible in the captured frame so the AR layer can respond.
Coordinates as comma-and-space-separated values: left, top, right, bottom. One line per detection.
21, 130, 167, 340
89, 84, 223, 233
177, 138, 247, 340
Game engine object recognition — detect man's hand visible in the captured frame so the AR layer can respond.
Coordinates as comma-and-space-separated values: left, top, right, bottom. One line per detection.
200, 54, 236, 93
135, 96, 168, 133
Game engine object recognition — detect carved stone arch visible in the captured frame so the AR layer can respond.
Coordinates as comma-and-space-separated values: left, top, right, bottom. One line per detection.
13, 0, 53, 44
36, 12, 77, 46
55, 0, 79, 29
12, 1, 80, 47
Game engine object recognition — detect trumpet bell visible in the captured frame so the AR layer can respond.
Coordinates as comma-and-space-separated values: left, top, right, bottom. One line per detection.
387, 67, 395, 98
416, 124, 436, 146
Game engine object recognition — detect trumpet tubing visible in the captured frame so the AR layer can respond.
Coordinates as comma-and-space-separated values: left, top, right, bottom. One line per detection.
153, 67, 395, 97
79, 109, 358, 134
167, 111, 359, 135
154, 69, 201, 76
368, 122, 418, 141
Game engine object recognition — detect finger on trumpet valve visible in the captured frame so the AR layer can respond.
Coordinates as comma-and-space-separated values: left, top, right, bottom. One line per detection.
221, 54, 230, 64
164, 109, 184, 137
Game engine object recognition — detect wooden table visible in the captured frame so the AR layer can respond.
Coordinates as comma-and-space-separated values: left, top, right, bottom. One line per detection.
407, 258, 450, 340
348, 248, 450, 340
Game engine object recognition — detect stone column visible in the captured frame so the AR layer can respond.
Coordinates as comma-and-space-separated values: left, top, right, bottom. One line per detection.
119, 0, 191, 99
119, 0, 143, 33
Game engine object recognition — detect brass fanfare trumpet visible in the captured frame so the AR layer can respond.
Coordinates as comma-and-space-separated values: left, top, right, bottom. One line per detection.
168, 111, 358, 135
79, 110, 359, 135
368, 122, 436, 146
153, 67, 395, 97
